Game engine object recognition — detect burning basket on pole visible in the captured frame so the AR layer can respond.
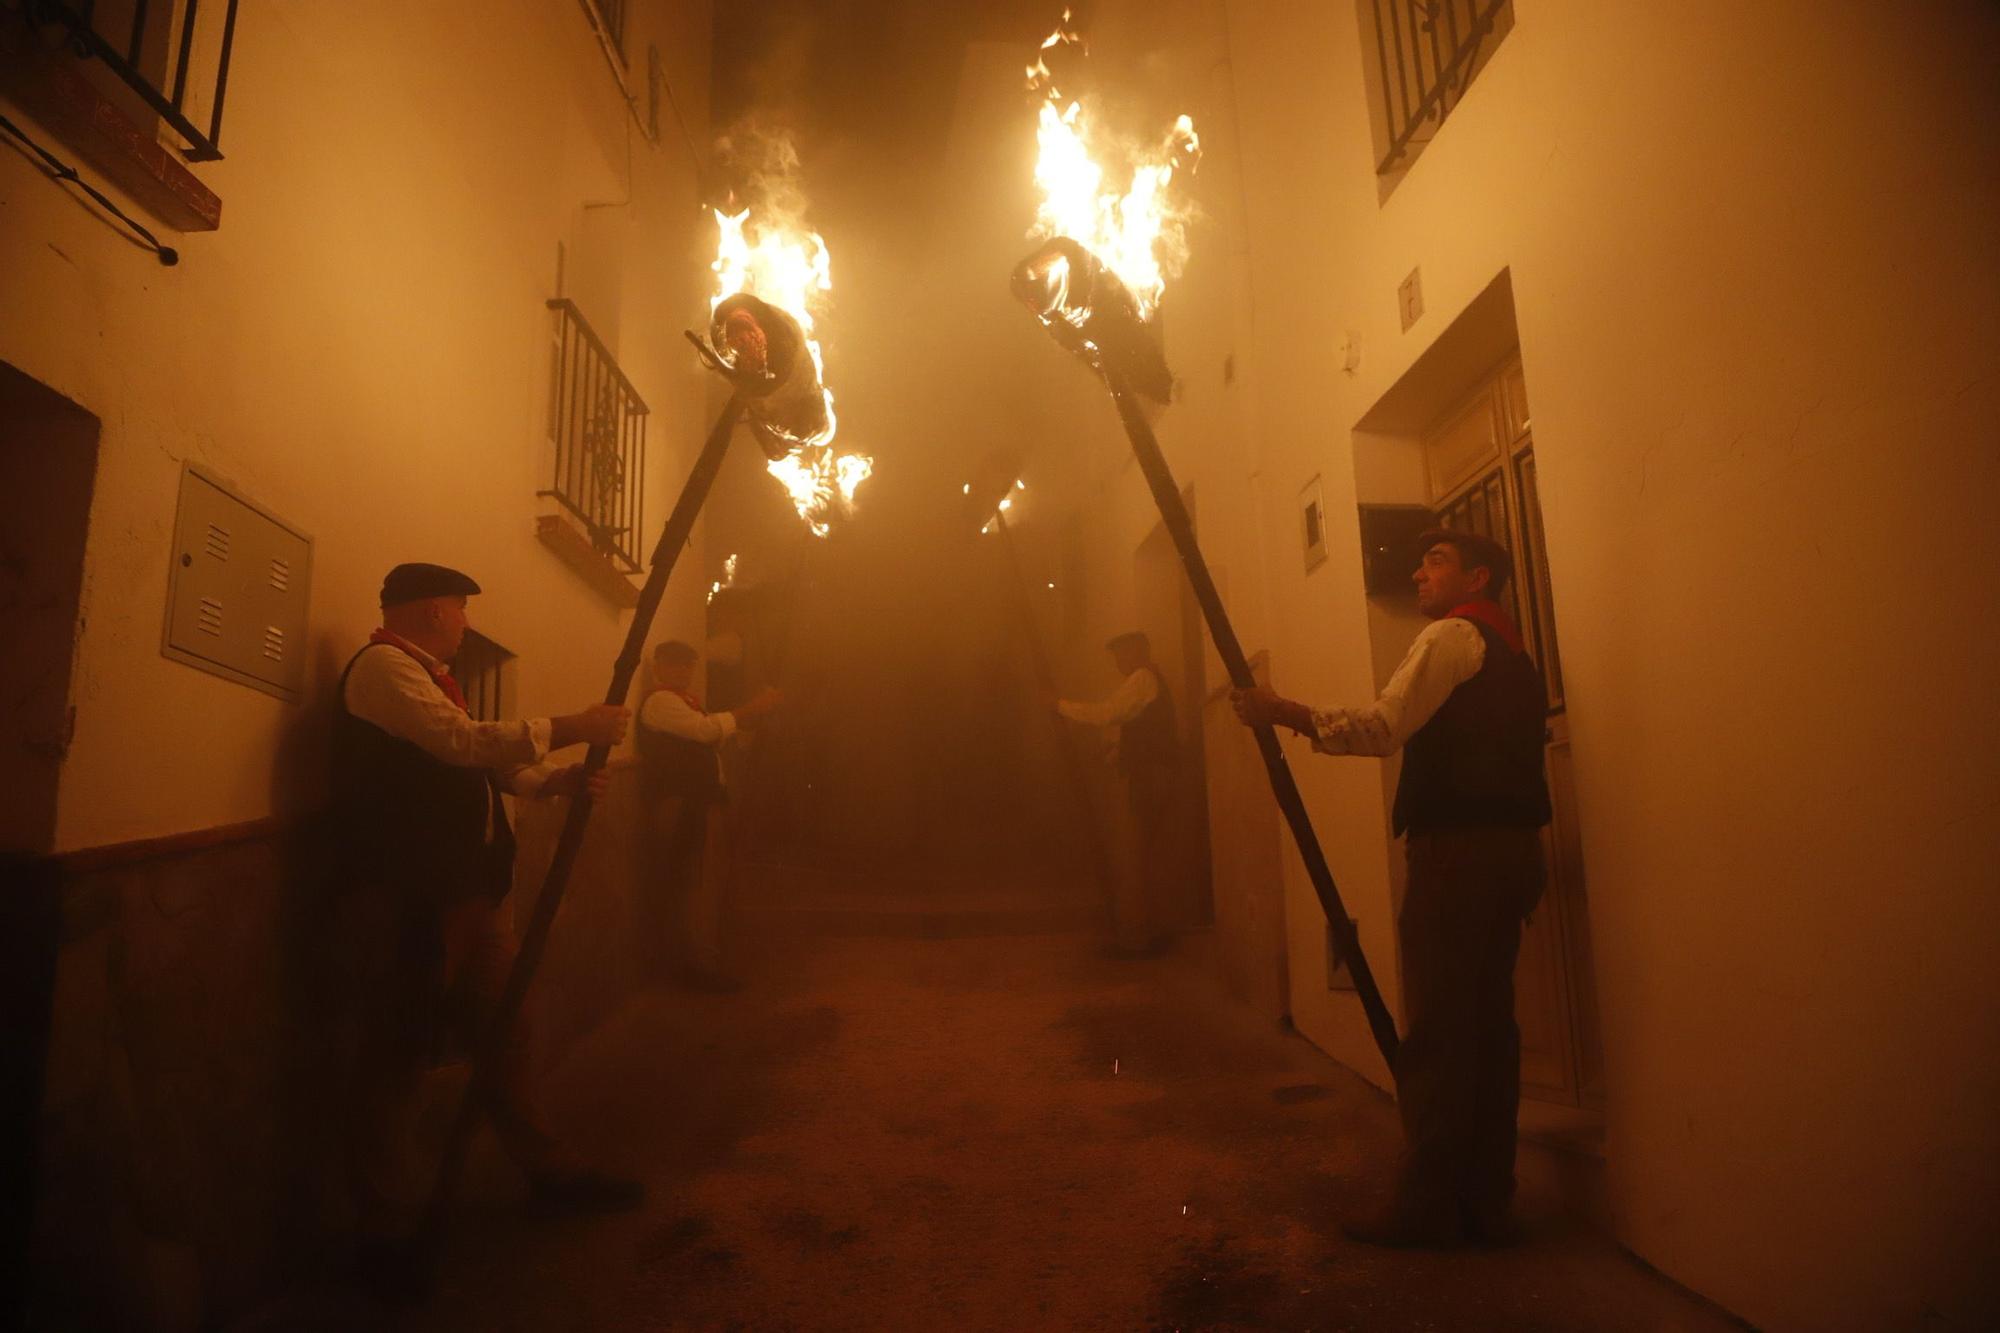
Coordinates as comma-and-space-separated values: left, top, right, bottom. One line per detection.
1010, 239, 1401, 1068
1009, 6, 1396, 1065
421, 204, 870, 1279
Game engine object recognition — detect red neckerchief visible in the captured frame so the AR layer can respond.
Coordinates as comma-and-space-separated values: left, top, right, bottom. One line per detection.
1447, 599, 1526, 654
669, 688, 705, 713
371, 627, 469, 713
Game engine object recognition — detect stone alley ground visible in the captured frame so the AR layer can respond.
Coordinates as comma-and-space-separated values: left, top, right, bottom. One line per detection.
247, 872, 1744, 1332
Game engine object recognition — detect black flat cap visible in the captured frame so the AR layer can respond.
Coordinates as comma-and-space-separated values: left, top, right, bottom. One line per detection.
1106, 630, 1151, 652
380, 562, 481, 608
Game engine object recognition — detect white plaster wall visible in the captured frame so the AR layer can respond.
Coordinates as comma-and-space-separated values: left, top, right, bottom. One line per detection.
1070, 1, 2000, 1328
1, 0, 715, 852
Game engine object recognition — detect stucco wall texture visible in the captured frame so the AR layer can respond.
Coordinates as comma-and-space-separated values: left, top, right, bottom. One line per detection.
0, 0, 718, 854
1040, 2, 2000, 1329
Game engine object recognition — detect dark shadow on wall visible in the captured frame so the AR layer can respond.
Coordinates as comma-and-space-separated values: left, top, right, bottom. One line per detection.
265, 634, 358, 1291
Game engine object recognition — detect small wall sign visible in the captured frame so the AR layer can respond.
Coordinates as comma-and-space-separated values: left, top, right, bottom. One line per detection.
1300, 475, 1328, 573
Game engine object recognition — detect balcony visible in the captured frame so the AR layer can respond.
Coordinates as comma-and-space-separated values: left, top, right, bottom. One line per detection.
0, 0, 238, 231
538, 297, 648, 606
1362, 0, 1513, 181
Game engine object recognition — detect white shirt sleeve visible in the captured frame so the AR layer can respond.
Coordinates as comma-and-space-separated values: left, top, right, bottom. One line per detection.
501, 759, 557, 798
639, 690, 737, 746
1309, 618, 1487, 757
1059, 668, 1160, 727
342, 645, 551, 771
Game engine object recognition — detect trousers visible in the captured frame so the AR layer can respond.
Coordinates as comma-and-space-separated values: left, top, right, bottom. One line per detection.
346, 893, 553, 1232
1390, 825, 1546, 1224
644, 792, 727, 976
1109, 764, 1178, 952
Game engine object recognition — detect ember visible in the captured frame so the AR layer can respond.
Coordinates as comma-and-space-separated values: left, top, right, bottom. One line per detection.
1010, 236, 1172, 404
708, 291, 829, 458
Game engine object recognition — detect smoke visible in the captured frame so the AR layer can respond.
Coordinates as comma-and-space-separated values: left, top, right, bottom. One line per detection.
714, 120, 813, 235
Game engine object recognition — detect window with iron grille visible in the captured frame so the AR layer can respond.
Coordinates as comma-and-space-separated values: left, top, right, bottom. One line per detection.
454, 630, 513, 724
542, 297, 649, 575
24, 0, 243, 161
1357, 0, 1514, 184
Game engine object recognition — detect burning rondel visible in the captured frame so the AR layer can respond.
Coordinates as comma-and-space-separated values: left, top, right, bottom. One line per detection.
1010, 9, 1400, 1066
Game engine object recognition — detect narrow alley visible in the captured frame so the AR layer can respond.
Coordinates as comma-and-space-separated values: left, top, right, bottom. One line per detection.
10, 4, 1997, 1330
251, 875, 1736, 1332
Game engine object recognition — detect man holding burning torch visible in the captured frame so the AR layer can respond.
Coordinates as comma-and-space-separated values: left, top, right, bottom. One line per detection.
1059, 630, 1182, 955
1234, 530, 1551, 1248
637, 638, 781, 989
331, 562, 642, 1271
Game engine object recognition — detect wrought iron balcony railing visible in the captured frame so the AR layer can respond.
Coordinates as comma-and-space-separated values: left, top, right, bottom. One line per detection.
29, 0, 241, 161
542, 298, 649, 575
1368, 0, 1509, 175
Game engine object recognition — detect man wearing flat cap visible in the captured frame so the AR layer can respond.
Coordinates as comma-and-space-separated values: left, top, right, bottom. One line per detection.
1235, 529, 1551, 1250
331, 561, 638, 1253
1058, 630, 1182, 955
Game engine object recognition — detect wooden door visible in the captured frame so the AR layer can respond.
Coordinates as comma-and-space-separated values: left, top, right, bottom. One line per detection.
1424, 358, 1604, 1108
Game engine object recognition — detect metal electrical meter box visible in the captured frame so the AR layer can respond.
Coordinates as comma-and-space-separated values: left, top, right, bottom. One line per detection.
162, 464, 314, 700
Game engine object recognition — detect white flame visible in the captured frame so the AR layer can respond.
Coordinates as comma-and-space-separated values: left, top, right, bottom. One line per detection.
707, 552, 740, 604
978, 478, 1028, 536
710, 208, 873, 535
1026, 9, 1200, 318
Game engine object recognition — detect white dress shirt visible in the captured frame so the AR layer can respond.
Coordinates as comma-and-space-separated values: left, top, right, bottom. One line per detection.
639, 689, 737, 746
1058, 667, 1160, 727
1309, 617, 1487, 757
342, 636, 555, 796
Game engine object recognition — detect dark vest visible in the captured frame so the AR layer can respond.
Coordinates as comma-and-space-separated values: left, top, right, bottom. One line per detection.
330, 643, 515, 904
1119, 665, 1180, 775
637, 695, 726, 804
1392, 616, 1553, 836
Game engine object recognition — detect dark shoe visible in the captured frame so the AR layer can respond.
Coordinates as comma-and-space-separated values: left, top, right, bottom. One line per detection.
347, 1236, 433, 1306
527, 1166, 645, 1216
1340, 1207, 1465, 1250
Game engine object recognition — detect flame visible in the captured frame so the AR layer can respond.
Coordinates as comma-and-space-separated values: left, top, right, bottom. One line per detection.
1026, 9, 1200, 319
979, 478, 1028, 536
710, 208, 872, 536
707, 551, 739, 605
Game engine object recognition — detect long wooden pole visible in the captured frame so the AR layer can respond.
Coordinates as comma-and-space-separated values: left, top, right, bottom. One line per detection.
418, 395, 745, 1258
1101, 374, 1401, 1067
991, 511, 1118, 897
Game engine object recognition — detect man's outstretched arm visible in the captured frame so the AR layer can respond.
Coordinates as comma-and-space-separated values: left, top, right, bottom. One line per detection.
1232, 618, 1486, 757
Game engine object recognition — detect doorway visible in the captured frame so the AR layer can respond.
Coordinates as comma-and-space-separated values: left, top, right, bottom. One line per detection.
1424, 357, 1604, 1109
1, 361, 99, 856
1, 359, 100, 1313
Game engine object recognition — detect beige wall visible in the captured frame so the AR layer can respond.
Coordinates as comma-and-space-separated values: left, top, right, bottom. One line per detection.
1, 0, 716, 853
1060, 1, 2000, 1328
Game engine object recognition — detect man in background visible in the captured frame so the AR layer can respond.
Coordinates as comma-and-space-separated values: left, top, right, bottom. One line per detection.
1233, 530, 1550, 1248
1058, 631, 1181, 955
637, 639, 780, 989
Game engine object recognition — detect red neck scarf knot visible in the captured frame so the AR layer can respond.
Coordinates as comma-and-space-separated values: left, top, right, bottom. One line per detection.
372, 627, 469, 713
1448, 599, 1526, 654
